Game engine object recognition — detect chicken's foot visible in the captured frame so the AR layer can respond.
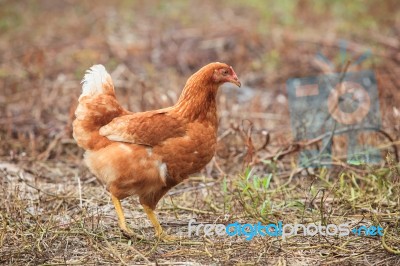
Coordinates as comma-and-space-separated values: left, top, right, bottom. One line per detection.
142, 204, 178, 242
111, 195, 142, 239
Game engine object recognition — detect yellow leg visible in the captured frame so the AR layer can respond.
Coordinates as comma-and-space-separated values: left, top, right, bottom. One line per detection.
142, 205, 178, 241
142, 204, 163, 237
111, 195, 135, 237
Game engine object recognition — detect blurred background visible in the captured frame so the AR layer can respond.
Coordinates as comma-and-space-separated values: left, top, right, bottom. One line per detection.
1, 1, 400, 264
1, 0, 399, 169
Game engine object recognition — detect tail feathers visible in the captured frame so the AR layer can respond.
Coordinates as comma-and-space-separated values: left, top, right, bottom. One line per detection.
73, 64, 126, 151
81, 64, 114, 98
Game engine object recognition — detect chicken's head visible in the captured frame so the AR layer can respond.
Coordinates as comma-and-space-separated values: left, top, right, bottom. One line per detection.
211, 62, 241, 87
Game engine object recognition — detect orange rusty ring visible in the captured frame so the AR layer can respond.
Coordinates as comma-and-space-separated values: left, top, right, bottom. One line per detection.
327, 81, 371, 125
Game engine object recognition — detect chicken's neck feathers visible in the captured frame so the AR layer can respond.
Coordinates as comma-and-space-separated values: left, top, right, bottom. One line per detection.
174, 78, 219, 125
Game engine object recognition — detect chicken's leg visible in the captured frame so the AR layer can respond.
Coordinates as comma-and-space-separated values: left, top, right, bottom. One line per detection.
142, 204, 177, 241
111, 195, 137, 237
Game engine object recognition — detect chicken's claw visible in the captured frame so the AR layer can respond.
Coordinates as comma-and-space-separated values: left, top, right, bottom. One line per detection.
121, 227, 134, 237
120, 226, 144, 240
157, 230, 180, 242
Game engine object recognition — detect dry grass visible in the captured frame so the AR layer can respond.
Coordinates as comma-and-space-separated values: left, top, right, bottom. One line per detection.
1, 0, 400, 265
1, 159, 400, 265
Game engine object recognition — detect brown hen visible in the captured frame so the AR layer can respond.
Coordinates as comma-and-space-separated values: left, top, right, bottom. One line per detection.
73, 62, 241, 239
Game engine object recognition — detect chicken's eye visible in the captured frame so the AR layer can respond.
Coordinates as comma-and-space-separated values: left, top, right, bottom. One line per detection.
222, 69, 229, 75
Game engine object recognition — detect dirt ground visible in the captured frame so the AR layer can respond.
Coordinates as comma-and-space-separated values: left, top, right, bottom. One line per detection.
1, 1, 400, 265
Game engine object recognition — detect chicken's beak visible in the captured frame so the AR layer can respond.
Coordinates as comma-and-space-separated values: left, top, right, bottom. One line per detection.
229, 66, 241, 87
231, 78, 241, 88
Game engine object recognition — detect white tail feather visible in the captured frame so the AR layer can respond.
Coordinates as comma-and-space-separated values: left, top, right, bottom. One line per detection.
81, 64, 112, 97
